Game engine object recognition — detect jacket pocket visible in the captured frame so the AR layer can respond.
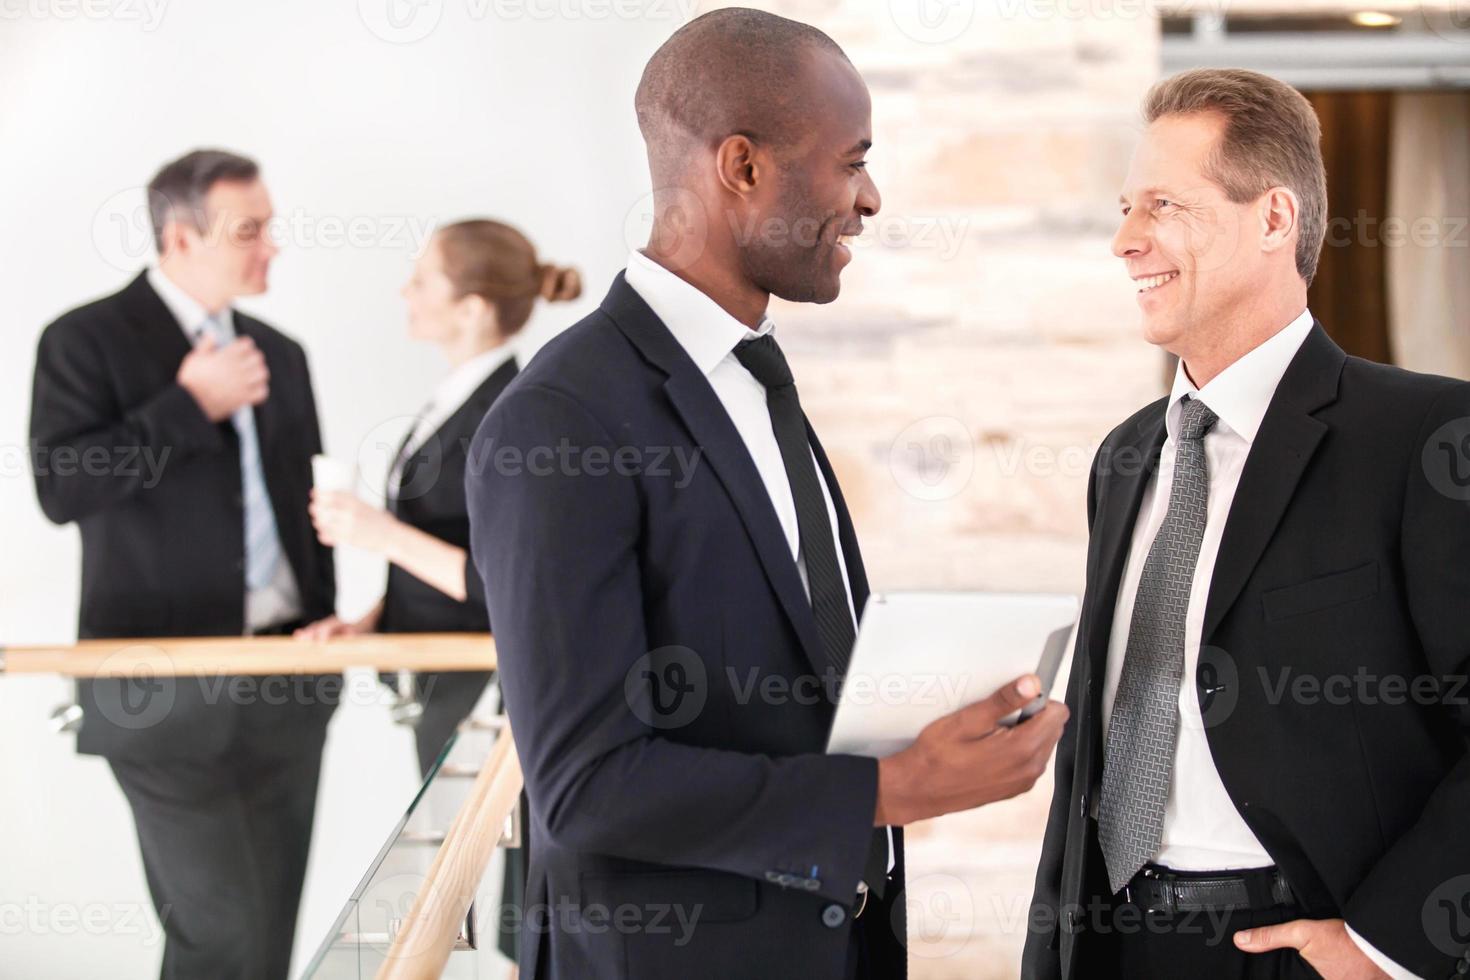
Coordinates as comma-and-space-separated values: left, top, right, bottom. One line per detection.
1262, 561, 1378, 622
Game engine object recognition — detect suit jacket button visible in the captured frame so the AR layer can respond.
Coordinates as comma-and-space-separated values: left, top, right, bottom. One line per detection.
821, 904, 846, 928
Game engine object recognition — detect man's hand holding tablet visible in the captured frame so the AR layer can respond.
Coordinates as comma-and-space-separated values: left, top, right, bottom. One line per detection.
872, 675, 1069, 826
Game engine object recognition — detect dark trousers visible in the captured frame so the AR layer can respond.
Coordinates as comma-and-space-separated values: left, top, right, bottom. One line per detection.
108, 715, 327, 980
1092, 902, 1323, 980
843, 873, 906, 980
410, 669, 493, 776
1077, 835, 1323, 980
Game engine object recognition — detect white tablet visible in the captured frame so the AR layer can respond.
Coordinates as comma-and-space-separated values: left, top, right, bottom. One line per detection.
825, 591, 1079, 758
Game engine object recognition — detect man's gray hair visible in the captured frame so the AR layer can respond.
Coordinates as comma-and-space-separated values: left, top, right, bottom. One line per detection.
146, 148, 260, 253
1144, 68, 1328, 285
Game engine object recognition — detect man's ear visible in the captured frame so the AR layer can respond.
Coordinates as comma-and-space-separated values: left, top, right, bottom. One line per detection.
1259, 186, 1299, 259
158, 217, 187, 260
714, 134, 763, 197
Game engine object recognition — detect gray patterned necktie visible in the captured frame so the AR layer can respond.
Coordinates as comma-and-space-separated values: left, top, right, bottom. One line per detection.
1098, 395, 1219, 895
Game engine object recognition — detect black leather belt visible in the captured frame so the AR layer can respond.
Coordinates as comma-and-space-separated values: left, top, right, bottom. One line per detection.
1121, 865, 1296, 916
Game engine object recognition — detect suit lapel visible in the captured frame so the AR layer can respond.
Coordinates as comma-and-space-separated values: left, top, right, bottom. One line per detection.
120, 271, 200, 378
603, 273, 828, 676
1086, 407, 1167, 679
1202, 324, 1345, 640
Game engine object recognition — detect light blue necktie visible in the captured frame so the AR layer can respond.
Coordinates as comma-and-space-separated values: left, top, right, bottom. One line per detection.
197, 312, 282, 592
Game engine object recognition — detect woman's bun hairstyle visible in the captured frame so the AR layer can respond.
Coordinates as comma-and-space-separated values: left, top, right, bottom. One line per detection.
537, 263, 583, 303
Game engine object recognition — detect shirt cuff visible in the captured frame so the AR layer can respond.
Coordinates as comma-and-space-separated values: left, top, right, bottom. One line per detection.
1345, 923, 1423, 980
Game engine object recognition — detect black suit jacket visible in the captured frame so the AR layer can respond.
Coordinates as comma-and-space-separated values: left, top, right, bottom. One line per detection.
466, 274, 906, 980
28, 271, 336, 760
381, 357, 518, 774
381, 356, 517, 635
1023, 324, 1470, 979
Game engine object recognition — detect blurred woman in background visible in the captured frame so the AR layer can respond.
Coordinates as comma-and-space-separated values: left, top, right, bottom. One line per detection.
297, 217, 579, 971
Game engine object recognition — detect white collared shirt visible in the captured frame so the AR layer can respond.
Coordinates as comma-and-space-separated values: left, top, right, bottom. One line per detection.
148, 264, 235, 342
388, 342, 518, 500
1100, 307, 1416, 979
624, 250, 857, 625
146, 266, 302, 634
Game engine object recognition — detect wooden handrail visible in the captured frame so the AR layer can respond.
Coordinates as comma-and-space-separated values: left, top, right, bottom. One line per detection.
378, 728, 524, 980
0, 633, 495, 676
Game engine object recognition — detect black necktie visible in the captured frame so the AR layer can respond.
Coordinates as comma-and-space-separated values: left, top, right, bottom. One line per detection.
733, 334, 856, 679
734, 334, 887, 899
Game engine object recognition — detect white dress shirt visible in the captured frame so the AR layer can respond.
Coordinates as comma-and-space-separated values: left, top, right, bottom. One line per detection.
624, 251, 892, 875
387, 342, 518, 501
1099, 307, 1416, 979
624, 250, 857, 624
147, 266, 303, 634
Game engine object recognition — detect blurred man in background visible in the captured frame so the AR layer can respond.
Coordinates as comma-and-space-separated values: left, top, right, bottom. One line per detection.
29, 149, 336, 979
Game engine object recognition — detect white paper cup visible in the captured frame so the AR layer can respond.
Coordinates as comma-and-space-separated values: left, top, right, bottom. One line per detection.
311, 455, 355, 493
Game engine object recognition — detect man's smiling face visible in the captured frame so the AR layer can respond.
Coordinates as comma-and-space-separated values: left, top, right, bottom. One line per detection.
1112, 111, 1266, 358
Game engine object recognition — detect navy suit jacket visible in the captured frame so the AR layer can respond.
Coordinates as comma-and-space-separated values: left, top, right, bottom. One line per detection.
466, 273, 906, 979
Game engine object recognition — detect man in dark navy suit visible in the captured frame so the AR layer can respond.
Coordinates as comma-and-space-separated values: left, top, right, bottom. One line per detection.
467, 10, 1068, 980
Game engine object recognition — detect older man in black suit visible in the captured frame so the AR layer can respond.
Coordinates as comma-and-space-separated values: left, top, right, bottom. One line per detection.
1023, 69, 1470, 980
29, 149, 336, 979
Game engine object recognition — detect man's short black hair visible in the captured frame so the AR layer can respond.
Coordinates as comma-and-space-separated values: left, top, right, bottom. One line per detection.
634, 8, 849, 183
